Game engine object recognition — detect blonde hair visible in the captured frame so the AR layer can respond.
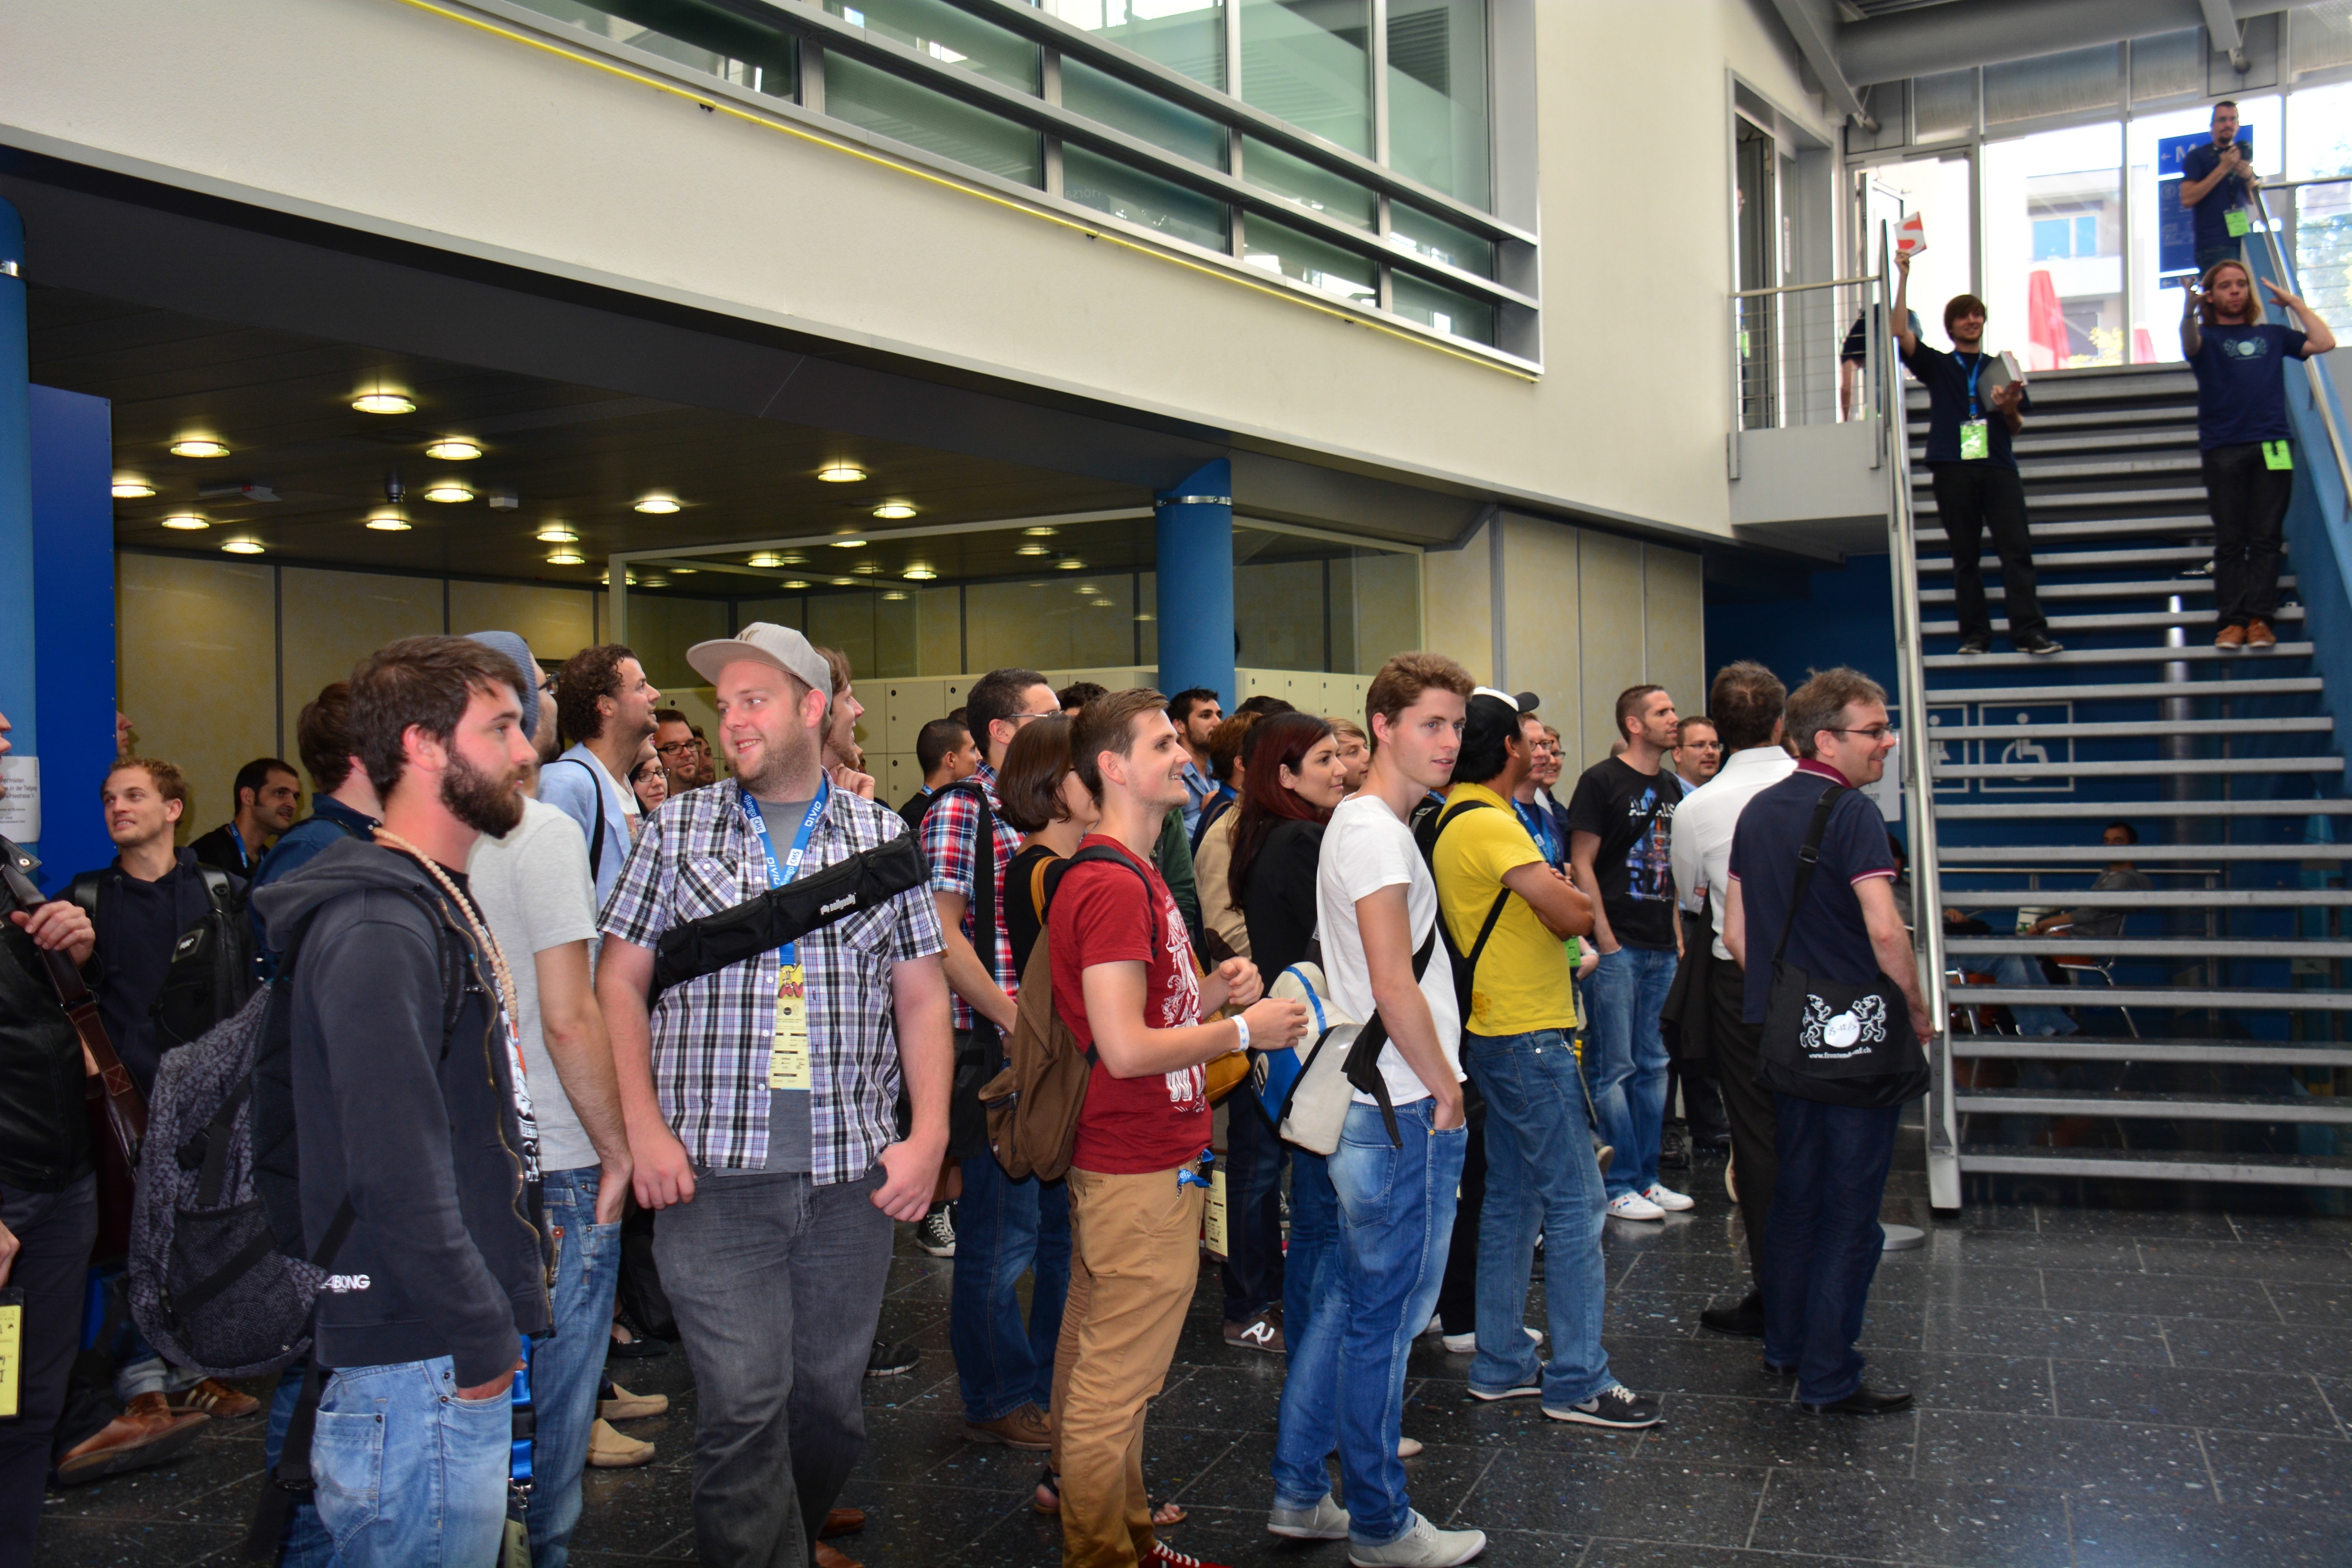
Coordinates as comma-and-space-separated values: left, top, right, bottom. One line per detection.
2198, 260, 2263, 327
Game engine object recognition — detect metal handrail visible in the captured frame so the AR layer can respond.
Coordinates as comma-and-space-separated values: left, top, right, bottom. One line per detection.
1730, 273, 1882, 299
1876, 223, 1957, 1210
2250, 183, 2352, 519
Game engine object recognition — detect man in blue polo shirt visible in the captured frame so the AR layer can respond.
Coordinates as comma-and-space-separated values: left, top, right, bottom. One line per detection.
1893, 250, 2060, 657
2180, 101, 2259, 274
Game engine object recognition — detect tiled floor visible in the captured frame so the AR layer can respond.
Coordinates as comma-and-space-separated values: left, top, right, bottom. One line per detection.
32, 1139, 2352, 1567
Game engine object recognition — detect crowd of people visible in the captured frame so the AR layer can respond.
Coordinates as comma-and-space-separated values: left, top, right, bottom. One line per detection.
0, 606, 1966, 1568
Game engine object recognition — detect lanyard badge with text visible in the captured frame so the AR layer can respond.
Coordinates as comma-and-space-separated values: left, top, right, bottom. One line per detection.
1958, 353, 1991, 461
740, 780, 832, 1092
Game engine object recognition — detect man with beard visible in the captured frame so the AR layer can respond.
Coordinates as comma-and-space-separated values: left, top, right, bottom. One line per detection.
189, 757, 301, 877
250, 636, 550, 1568
597, 623, 952, 1567
546, 643, 663, 907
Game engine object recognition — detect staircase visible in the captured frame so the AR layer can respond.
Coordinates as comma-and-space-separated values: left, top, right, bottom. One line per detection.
1905, 363, 2352, 1197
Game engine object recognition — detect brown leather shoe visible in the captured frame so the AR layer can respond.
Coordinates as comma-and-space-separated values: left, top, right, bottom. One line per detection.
2216, 623, 2247, 649
962, 1402, 1051, 1450
815, 1543, 863, 1568
2246, 617, 2278, 648
597, 1382, 669, 1422
820, 1508, 865, 1539
169, 1378, 261, 1419
54, 1393, 209, 1486
585, 1417, 655, 1469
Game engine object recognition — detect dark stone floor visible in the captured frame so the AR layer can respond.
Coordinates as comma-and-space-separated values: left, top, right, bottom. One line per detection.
31, 1142, 2352, 1567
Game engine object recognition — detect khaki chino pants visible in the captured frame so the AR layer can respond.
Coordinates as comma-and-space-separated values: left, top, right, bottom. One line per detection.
1048, 1164, 1204, 1568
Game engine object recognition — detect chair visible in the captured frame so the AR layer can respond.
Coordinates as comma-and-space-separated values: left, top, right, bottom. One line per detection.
2049, 915, 2138, 1039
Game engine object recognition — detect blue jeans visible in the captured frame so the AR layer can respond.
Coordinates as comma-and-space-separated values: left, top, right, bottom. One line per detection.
267, 1363, 346, 1567
532, 1166, 623, 1567
1271, 1101, 1465, 1546
310, 1357, 513, 1568
1584, 945, 1676, 1199
1762, 1094, 1902, 1405
1462, 1030, 1614, 1407
950, 1152, 1070, 1422
1986, 955, 2077, 1037
1219, 1096, 1287, 1322
1281, 1149, 1337, 1346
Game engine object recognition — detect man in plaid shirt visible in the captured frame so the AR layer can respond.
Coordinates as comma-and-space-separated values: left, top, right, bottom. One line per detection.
920, 666, 1070, 1453
596, 623, 951, 1568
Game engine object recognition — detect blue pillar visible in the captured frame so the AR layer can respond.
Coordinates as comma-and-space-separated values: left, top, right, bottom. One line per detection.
1153, 459, 1235, 707
0, 199, 36, 857
30, 387, 117, 889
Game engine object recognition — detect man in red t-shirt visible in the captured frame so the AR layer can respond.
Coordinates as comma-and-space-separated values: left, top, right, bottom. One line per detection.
1045, 688, 1308, 1568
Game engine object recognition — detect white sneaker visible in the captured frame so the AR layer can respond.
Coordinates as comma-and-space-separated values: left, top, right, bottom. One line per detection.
1347, 1510, 1487, 1567
1269, 1494, 1351, 1540
1441, 1330, 1476, 1353
1644, 1182, 1695, 1212
1606, 1192, 1666, 1221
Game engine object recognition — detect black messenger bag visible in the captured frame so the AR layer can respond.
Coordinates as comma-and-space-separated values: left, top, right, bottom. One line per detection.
649, 833, 929, 1003
1756, 785, 1928, 1108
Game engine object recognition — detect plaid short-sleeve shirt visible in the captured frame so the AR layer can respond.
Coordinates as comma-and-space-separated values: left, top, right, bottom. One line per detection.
599, 780, 946, 1183
917, 763, 1020, 1029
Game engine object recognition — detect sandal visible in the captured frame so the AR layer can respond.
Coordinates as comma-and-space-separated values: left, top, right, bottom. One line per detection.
1032, 1467, 1187, 1527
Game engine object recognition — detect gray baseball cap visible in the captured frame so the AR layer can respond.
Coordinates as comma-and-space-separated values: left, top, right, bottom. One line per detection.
687, 621, 831, 711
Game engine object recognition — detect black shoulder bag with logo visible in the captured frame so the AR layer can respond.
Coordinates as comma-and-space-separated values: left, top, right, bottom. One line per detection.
1756, 784, 1929, 1108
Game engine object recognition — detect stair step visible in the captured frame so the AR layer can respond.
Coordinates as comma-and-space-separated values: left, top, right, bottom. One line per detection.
1920, 577, 2296, 604
1912, 427, 2198, 460
1912, 367, 2199, 403
1925, 643, 2313, 668
1916, 455, 2204, 486
1955, 1147, 2352, 1188
1915, 504, 2210, 533
1932, 717, 2331, 743
1945, 985, 2352, 1009
1913, 402, 2200, 433
1940, 840, 2351, 861
1926, 677, 2324, 703
1934, 797, 2352, 818
1922, 606, 2304, 634
1951, 1037, 2352, 1066
1949, 887, 2352, 907
1921, 546, 2216, 573
1945, 936, 2352, 958
1955, 1091, 2352, 1124
1930, 757, 2341, 780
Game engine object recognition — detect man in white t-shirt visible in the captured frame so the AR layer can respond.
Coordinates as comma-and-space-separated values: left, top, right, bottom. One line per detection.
462, 631, 638, 1562
1268, 653, 1487, 1568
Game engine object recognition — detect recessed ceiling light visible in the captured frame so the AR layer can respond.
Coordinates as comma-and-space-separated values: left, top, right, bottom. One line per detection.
365, 510, 412, 531
600, 570, 639, 587
881, 590, 909, 601
873, 502, 916, 520
220, 537, 265, 554
830, 537, 867, 549
112, 478, 156, 499
1058, 559, 1087, 570
903, 566, 938, 580
1135, 612, 1155, 622
536, 524, 579, 544
1023, 526, 1057, 537
851, 561, 881, 574
781, 579, 811, 589
671, 566, 697, 574
832, 577, 858, 587
778, 553, 808, 565
815, 464, 866, 483
747, 551, 784, 568
640, 575, 669, 589
422, 482, 474, 503
634, 494, 681, 514
423, 439, 481, 460
1016, 544, 1051, 556
171, 437, 231, 459
160, 513, 209, 531
545, 548, 586, 565
350, 392, 416, 415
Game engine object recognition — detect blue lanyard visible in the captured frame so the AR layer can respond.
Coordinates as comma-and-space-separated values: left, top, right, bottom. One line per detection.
1513, 797, 1559, 866
1964, 353, 1984, 420
228, 824, 246, 866
509, 1333, 534, 1494
739, 780, 831, 965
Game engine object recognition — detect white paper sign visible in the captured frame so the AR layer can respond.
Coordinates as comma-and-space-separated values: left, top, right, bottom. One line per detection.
0, 755, 39, 841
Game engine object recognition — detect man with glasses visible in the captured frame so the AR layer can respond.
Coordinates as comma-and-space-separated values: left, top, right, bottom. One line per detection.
1673, 718, 1722, 793
653, 708, 706, 797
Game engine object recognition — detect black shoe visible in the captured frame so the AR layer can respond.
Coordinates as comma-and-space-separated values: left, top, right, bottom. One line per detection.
1805, 1385, 1913, 1416
1763, 1359, 1797, 1379
1957, 634, 1990, 656
2014, 634, 2064, 656
866, 1338, 920, 1379
608, 1317, 671, 1360
1700, 1289, 1765, 1339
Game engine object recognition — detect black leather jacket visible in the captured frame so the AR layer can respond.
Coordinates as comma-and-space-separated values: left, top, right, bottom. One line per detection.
0, 837, 95, 1194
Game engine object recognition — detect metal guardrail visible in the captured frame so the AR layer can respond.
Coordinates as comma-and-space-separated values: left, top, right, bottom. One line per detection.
1732, 273, 1887, 437
2251, 180, 2352, 525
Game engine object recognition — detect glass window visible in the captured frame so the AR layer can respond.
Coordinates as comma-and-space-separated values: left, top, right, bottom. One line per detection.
1242, 135, 1375, 227
1239, 0, 1371, 155
1391, 270, 1494, 345
826, 54, 1044, 185
1384, 0, 1488, 207
1859, 152, 1971, 341
1389, 200, 1492, 276
2290, 82, 2352, 320
1983, 122, 2122, 369
2127, 98, 2278, 364
826, 0, 1038, 93
507, 0, 795, 98
1242, 214, 1377, 302
1064, 145, 1231, 249
1041, 0, 1224, 89
1061, 56, 1227, 168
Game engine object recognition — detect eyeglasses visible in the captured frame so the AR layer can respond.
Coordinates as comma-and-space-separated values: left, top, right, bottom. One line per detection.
1008, 710, 1054, 727
1824, 724, 1898, 741
1684, 740, 1722, 751
655, 740, 697, 757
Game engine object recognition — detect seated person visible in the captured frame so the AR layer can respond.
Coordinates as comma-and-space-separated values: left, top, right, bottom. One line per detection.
1967, 823, 2150, 1035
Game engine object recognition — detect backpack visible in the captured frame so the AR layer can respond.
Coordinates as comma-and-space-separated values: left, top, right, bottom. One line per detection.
70, 865, 260, 1052
125, 886, 470, 1378
1411, 796, 1514, 1023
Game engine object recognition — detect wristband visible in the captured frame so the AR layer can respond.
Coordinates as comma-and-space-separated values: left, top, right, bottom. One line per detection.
1233, 1015, 1251, 1053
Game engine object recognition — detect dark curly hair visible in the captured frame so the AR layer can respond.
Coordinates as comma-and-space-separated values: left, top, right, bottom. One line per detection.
555, 644, 637, 747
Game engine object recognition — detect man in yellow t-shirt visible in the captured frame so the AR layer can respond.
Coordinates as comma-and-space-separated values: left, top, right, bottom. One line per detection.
1428, 690, 1661, 1429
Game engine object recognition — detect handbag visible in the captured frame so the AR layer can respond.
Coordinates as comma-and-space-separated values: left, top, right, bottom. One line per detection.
3, 835, 146, 1167
1268, 963, 1356, 1156
1756, 785, 1929, 1108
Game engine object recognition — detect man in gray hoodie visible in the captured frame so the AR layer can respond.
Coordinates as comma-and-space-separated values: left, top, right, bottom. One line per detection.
252, 634, 550, 1568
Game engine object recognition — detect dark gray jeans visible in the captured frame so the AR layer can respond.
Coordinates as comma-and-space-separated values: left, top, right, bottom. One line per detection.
654, 1165, 893, 1568
0, 1175, 97, 1563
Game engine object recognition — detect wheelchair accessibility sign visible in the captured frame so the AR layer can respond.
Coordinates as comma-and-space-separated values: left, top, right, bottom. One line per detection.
1925, 705, 1972, 795
1979, 703, 2074, 794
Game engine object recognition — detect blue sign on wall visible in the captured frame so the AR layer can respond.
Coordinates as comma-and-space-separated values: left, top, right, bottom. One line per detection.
2157, 128, 2253, 278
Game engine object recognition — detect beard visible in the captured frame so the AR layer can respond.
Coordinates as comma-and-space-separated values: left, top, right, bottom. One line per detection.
442, 748, 525, 836
738, 724, 819, 798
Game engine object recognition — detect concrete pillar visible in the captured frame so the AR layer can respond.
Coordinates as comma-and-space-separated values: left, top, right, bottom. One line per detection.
0, 198, 38, 856
1152, 459, 1235, 706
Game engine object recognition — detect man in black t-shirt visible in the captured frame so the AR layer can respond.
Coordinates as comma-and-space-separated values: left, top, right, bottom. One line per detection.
1893, 251, 2060, 658
1567, 684, 1688, 1221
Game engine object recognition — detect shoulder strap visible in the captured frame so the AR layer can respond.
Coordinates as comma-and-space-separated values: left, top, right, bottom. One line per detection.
1429, 797, 1507, 1001
196, 865, 237, 913
1028, 854, 1055, 924
1772, 784, 1846, 967
965, 783, 997, 985
558, 757, 607, 880
67, 870, 102, 921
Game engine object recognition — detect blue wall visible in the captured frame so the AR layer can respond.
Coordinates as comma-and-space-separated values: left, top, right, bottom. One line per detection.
1703, 552, 1900, 700
29, 385, 115, 890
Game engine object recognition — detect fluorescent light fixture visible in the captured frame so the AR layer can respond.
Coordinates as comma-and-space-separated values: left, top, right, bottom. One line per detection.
350, 392, 416, 415
902, 566, 937, 580
423, 439, 482, 460
1022, 526, 1057, 537
815, 464, 866, 483
1057, 559, 1087, 570
536, 524, 579, 544
112, 478, 157, 499
781, 579, 811, 589
545, 548, 586, 565
872, 502, 916, 520
171, 438, 230, 459
634, 494, 681, 514
747, 551, 784, 568
365, 510, 412, 531
159, 513, 209, 531
422, 482, 474, 503
1015, 544, 1051, 556
830, 537, 867, 549
220, 537, 265, 554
